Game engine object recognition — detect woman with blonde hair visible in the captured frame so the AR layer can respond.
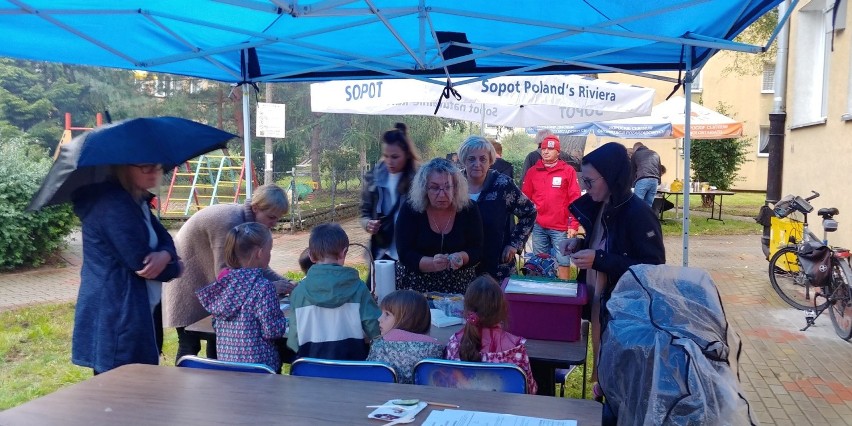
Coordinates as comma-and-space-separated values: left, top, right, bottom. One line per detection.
395, 158, 483, 294
162, 184, 294, 363
459, 136, 536, 280
71, 163, 182, 374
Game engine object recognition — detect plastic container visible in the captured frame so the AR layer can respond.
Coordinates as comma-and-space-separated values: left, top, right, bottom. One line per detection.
501, 277, 588, 341
769, 216, 803, 258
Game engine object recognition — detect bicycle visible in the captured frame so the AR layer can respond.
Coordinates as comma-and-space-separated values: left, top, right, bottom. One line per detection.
767, 191, 852, 340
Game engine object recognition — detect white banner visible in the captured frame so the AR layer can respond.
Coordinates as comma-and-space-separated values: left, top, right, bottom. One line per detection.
256, 102, 286, 138
310, 75, 655, 127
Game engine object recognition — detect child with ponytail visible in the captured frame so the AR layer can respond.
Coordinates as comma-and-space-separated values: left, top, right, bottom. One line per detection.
445, 275, 538, 394
196, 222, 287, 372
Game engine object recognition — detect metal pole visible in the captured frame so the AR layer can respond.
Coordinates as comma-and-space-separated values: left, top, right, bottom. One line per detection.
681, 53, 694, 267
762, 0, 791, 258
767, 0, 790, 203
241, 51, 253, 199
480, 104, 485, 136
290, 167, 297, 234
264, 82, 274, 185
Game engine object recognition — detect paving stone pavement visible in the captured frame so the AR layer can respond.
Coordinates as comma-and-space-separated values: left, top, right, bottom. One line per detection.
2, 219, 851, 425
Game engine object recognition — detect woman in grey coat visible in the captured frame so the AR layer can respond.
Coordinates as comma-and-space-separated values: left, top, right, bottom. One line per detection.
161, 184, 292, 362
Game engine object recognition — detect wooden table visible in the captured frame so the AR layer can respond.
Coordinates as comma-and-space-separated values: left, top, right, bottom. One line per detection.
187, 316, 589, 397
657, 189, 735, 222
0, 364, 603, 425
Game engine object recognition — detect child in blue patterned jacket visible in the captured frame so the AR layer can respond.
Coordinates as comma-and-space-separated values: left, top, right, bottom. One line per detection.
196, 222, 287, 372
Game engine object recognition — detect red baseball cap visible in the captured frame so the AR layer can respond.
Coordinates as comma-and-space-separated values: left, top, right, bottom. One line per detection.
540, 135, 560, 151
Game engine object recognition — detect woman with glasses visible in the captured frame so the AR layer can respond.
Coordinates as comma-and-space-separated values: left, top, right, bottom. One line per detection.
559, 142, 665, 401
71, 163, 183, 374
459, 136, 536, 281
395, 158, 483, 294
162, 184, 293, 364
360, 123, 420, 264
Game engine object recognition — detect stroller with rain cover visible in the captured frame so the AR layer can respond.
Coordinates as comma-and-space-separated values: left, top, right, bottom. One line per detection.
598, 264, 757, 425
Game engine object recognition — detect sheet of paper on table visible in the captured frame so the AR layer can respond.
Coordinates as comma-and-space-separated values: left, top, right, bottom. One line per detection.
421, 409, 577, 426
368, 400, 427, 423
430, 309, 463, 327
504, 277, 577, 297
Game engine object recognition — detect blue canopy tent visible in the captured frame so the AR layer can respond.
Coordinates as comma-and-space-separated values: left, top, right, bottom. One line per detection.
0, 0, 790, 264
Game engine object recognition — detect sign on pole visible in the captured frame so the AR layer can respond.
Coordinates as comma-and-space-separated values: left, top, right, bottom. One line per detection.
256, 102, 286, 138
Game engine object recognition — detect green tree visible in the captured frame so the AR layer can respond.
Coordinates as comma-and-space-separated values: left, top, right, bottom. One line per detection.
0, 59, 83, 150
690, 103, 751, 194
498, 131, 535, 174
724, 8, 778, 76
0, 137, 75, 269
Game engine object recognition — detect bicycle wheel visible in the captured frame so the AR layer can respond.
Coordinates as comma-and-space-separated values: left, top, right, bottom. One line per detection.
828, 257, 852, 340
768, 247, 828, 311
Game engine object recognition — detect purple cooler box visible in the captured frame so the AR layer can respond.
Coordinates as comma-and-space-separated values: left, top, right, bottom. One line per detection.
501, 276, 588, 342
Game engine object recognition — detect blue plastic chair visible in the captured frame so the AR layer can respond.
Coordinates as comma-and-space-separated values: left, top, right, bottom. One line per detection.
176, 355, 276, 374
290, 357, 397, 383
412, 358, 527, 394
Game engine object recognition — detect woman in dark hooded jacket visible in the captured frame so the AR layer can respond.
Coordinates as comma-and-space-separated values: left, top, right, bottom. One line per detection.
559, 142, 665, 400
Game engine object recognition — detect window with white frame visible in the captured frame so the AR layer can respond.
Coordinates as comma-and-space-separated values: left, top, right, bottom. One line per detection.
690, 71, 703, 93
761, 63, 776, 93
758, 125, 770, 157
846, 0, 852, 119
847, 46, 852, 120
790, 0, 833, 127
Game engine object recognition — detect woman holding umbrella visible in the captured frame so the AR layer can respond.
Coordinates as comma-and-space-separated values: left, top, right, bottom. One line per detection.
29, 116, 236, 374
71, 163, 183, 374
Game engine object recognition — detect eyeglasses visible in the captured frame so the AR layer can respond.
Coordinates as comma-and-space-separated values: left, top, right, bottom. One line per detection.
427, 185, 454, 195
580, 176, 603, 188
132, 164, 163, 174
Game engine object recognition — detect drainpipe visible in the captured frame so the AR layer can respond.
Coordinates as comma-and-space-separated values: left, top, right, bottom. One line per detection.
763, 0, 791, 258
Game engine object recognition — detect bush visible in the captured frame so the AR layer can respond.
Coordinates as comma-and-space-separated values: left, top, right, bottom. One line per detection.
0, 137, 75, 269
689, 102, 751, 191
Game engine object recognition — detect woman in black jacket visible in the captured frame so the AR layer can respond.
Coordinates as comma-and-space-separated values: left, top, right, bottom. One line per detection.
459, 136, 536, 281
560, 142, 666, 400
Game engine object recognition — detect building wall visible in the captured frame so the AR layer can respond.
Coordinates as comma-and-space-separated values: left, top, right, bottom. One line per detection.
597, 54, 771, 192
782, 0, 852, 248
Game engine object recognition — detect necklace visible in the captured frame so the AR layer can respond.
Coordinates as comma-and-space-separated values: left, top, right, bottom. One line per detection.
429, 210, 454, 252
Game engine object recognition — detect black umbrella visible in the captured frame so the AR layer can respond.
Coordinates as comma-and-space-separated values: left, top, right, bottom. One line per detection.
27, 116, 236, 211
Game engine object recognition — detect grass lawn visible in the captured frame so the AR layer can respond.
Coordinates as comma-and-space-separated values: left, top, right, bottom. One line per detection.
659, 192, 764, 237
0, 303, 182, 410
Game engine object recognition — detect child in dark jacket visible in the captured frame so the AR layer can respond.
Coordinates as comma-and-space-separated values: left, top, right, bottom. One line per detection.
287, 223, 381, 360
196, 222, 287, 372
